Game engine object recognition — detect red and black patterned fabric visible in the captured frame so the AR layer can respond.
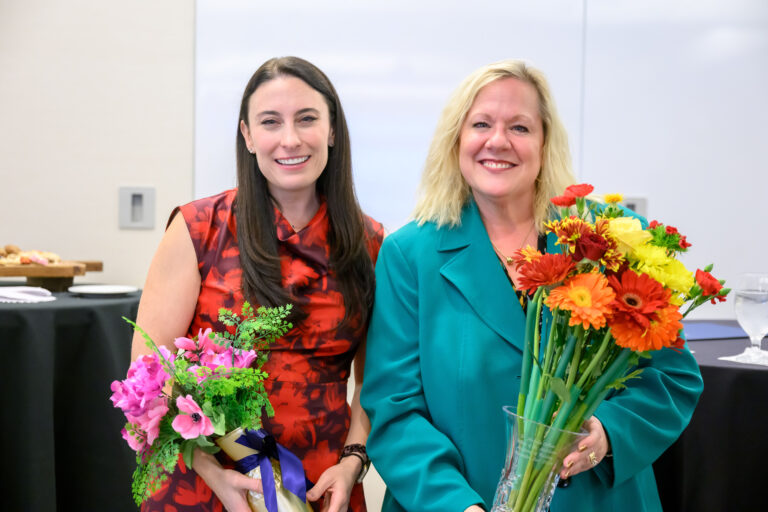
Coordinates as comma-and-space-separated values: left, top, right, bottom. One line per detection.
141, 189, 383, 512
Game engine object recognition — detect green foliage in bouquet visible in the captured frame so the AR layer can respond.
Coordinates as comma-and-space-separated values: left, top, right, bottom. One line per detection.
111, 302, 293, 505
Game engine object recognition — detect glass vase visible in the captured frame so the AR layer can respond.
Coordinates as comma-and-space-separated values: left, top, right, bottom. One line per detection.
491, 406, 587, 512
216, 427, 313, 512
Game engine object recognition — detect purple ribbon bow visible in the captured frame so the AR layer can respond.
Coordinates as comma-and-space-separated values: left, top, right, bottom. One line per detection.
234, 429, 308, 512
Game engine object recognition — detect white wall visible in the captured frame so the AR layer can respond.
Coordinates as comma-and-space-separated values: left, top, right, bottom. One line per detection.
195, 0, 586, 231
196, 0, 768, 322
0, 0, 195, 288
582, 0, 768, 319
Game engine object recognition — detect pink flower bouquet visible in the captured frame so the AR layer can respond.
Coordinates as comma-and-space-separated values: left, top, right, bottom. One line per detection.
111, 302, 293, 506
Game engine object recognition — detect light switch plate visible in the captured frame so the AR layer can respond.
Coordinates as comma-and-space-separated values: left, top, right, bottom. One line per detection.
621, 196, 647, 218
119, 186, 155, 229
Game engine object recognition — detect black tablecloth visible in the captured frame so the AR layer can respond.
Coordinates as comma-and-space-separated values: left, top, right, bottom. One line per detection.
654, 328, 768, 511
0, 292, 140, 511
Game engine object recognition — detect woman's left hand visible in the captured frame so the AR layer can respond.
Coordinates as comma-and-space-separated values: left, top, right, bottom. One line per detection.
559, 416, 611, 479
306, 457, 361, 512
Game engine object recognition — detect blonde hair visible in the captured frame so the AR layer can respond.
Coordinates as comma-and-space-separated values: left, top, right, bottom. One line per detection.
413, 59, 576, 229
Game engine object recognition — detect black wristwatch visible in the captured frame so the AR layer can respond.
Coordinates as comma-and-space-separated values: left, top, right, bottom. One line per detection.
339, 444, 370, 483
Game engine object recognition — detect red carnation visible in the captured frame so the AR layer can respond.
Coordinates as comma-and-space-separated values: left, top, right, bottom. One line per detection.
551, 194, 576, 207
649, 220, 661, 229
695, 269, 725, 304
678, 235, 692, 249
670, 332, 686, 351
564, 183, 594, 198
665, 225, 679, 235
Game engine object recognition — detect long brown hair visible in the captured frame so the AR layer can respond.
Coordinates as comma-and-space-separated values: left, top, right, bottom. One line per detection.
235, 56, 375, 327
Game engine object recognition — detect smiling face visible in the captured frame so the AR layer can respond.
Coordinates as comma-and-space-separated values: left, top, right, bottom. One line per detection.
240, 75, 334, 201
458, 77, 544, 210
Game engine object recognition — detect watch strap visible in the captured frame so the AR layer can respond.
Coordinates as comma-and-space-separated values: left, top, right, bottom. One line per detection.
339, 444, 370, 483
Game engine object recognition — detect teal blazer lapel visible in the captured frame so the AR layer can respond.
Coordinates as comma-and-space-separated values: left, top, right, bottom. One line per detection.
438, 200, 527, 351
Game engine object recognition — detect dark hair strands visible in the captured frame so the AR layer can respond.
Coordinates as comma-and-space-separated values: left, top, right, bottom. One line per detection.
235, 56, 376, 328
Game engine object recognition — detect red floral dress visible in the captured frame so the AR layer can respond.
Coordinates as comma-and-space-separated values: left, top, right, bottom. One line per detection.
141, 189, 383, 512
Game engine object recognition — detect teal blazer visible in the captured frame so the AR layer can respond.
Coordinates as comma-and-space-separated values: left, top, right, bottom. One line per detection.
361, 199, 703, 512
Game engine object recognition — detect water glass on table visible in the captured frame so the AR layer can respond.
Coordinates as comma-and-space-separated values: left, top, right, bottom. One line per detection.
729, 273, 768, 365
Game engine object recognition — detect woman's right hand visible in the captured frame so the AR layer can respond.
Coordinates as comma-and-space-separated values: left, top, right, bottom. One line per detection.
193, 449, 263, 512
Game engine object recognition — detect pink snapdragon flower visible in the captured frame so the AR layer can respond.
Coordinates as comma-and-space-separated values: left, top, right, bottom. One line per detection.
199, 347, 258, 373
173, 335, 198, 352
127, 396, 169, 446
174, 328, 223, 362
110, 348, 173, 417
234, 349, 257, 368
187, 364, 213, 384
200, 350, 234, 371
198, 329, 226, 353
171, 395, 214, 439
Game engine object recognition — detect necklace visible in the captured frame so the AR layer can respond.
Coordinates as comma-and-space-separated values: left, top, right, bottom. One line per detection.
490, 222, 537, 266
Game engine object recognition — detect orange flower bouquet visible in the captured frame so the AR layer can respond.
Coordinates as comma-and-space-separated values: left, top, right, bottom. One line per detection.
491, 184, 729, 512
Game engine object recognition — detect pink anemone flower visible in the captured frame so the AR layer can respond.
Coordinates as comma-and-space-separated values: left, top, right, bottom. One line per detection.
171, 395, 214, 439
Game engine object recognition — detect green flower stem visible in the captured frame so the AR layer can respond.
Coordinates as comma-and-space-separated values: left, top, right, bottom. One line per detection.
513, 422, 549, 512
564, 348, 632, 433
554, 330, 578, 379
681, 298, 703, 318
515, 315, 564, 511
576, 330, 612, 389
528, 328, 577, 431
528, 309, 560, 425
512, 385, 582, 512
518, 288, 544, 421
544, 385, 582, 444
539, 309, 560, 398
524, 293, 545, 419
565, 328, 586, 390
520, 430, 577, 512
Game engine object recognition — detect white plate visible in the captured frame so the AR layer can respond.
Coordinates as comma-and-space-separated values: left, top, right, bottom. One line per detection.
68, 284, 139, 296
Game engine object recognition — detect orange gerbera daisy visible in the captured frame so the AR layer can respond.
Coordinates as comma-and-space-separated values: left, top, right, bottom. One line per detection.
607, 270, 670, 329
516, 253, 576, 293
545, 272, 615, 329
609, 303, 683, 351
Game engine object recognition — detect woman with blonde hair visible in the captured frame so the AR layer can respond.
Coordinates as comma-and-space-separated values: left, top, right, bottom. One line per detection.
361, 59, 701, 511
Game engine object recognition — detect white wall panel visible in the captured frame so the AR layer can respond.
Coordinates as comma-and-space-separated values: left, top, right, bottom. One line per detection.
582, 0, 768, 318
0, 0, 194, 288
195, 0, 585, 232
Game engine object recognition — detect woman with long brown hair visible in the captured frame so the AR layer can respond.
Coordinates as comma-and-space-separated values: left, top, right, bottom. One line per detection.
132, 56, 382, 512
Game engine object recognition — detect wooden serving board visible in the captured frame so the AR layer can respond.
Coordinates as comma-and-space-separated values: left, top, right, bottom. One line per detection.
0, 260, 104, 291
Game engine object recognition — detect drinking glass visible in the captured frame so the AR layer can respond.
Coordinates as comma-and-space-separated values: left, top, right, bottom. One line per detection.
732, 273, 768, 364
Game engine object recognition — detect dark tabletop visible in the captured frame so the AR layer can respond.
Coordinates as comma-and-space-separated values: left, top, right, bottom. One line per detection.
0, 291, 140, 511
